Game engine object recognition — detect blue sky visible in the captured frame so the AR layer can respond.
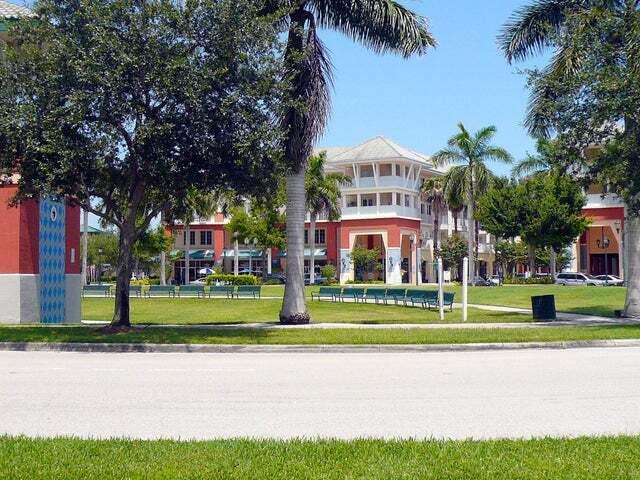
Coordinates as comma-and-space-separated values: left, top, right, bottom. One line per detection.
317, 0, 547, 176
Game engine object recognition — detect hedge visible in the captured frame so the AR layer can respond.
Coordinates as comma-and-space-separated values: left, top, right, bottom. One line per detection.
504, 277, 554, 285
205, 274, 257, 286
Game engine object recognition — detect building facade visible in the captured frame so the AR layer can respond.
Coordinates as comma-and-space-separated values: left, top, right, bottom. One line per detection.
570, 184, 626, 278
171, 136, 496, 285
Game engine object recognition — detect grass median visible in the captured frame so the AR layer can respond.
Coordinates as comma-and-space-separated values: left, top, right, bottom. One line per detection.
1, 436, 639, 479
81, 298, 530, 325
3, 324, 640, 345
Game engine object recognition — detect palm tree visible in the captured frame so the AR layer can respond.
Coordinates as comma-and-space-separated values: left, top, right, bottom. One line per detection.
421, 176, 446, 281
512, 137, 563, 178
305, 152, 351, 284
272, 1, 436, 324
433, 124, 512, 285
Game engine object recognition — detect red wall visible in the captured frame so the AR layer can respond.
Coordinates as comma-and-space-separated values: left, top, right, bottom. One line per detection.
338, 218, 420, 249
0, 186, 39, 274
65, 204, 81, 274
583, 207, 625, 222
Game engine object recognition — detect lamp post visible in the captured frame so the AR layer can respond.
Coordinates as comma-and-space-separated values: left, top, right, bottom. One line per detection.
252, 237, 258, 275
97, 248, 103, 285
233, 232, 239, 276
410, 233, 417, 285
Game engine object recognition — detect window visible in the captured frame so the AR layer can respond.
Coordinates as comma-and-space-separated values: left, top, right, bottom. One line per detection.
379, 164, 393, 176
304, 229, 308, 244
360, 165, 374, 177
190, 231, 196, 246
396, 193, 402, 206
380, 192, 393, 206
395, 164, 401, 176
361, 194, 376, 207
346, 195, 358, 208
315, 229, 326, 245
405, 195, 410, 208
200, 231, 212, 246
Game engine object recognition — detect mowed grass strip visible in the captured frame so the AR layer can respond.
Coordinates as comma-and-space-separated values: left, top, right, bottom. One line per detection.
244, 284, 627, 317
81, 298, 530, 325
3, 324, 640, 345
1, 436, 640, 480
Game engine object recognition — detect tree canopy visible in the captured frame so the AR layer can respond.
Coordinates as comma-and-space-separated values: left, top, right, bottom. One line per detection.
0, 0, 285, 325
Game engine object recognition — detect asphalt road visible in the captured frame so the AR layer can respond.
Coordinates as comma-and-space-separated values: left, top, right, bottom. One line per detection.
2, 347, 640, 440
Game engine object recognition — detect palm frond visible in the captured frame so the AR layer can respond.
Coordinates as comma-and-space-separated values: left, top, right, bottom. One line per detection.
498, 0, 583, 63
310, 0, 436, 58
484, 146, 513, 164
432, 148, 466, 167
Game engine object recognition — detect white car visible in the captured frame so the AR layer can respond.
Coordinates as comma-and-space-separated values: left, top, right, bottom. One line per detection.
594, 275, 624, 286
555, 272, 607, 286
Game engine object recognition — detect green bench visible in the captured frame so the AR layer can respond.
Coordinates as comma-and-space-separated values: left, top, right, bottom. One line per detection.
82, 285, 112, 297
209, 285, 234, 298
341, 287, 365, 303
311, 286, 342, 302
146, 285, 176, 298
385, 288, 407, 305
234, 285, 261, 299
421, 291, 455, 311
129, 285, 142, 298
365, 288, 387, 304
179, 285, 205, 298
442, 292, 455, 311
404, 289, 430, 309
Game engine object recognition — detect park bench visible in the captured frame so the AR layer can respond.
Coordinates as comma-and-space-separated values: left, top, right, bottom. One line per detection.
179, 285, 205, 298
365, 288, 387, 304
423, 291, 455, 311
82, 284, 112, 298
404, 289, 430, 309
129, 285, 142, 298
423, 290, 439, 309
385, 288, 407, 305
145, 285, 176, 298
443, 292, 455, 311
311, 286, 342, 302
234, 285, 261, 299
209, 285, 234, 298
341, 287, 365, 303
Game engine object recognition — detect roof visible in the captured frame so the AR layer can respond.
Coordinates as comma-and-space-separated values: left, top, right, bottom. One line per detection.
81, 225, 105, 235
318, 136, 437, 170
0, 1, 35, 19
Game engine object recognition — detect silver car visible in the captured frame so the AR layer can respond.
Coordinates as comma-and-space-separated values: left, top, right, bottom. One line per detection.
594, 275, 624, 286
555, 272, 607, 286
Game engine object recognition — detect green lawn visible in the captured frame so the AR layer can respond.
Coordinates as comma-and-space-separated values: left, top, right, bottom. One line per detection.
2, 436, 639, 479
81, 298, 529, 325
3, 324, 640, 345
260, 284, 627, 317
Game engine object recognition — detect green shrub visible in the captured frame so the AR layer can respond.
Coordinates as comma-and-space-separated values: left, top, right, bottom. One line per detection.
205, 274, 257, 286
345, 279, 385, 285
320, 264, 337, 283
213, 265, 224, 275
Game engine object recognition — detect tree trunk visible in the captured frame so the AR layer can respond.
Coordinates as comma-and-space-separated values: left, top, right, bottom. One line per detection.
280, 169, 309, 324
159, 212, 166, 286
309, 214, 316, 285
453, 213, 458, 233
549, 248, 557, 281
112, 223, 134, 327
624, 214, 640, 317
184, 224, 190, 285
467, 176, 476, 285
433, 203, 439, 283
528, 243, 536, 276
81, 209, 89, 286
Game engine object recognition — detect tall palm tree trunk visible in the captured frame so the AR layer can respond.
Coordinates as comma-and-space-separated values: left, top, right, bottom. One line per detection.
280, 170, 309, 324
528, 243, 536, 276
184, 224, 190, 285
467, 184, 475, 285
624, 213, 640, 317
309, 214, 316, 285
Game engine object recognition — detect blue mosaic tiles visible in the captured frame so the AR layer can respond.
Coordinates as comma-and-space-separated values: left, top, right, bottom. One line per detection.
39, 197, 66, 324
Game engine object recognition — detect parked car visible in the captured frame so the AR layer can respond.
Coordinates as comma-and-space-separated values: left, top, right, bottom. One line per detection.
305, 275, 327, 285
238, 268, 260, 276
488, 275, 503, 286
190, 278, 207, 285
555, 272, 607, 286
594, 275, 624, 286
471, 276, 492, 286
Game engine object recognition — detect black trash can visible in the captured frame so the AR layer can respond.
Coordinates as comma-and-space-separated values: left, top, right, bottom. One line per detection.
531, 295, 556, 321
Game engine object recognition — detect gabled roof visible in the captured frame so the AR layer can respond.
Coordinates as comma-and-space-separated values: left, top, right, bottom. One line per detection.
318, 136, 436, 168
0, 1, 34, 19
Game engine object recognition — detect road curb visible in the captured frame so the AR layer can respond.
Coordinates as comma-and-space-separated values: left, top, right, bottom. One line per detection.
2, 339, 640, 354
